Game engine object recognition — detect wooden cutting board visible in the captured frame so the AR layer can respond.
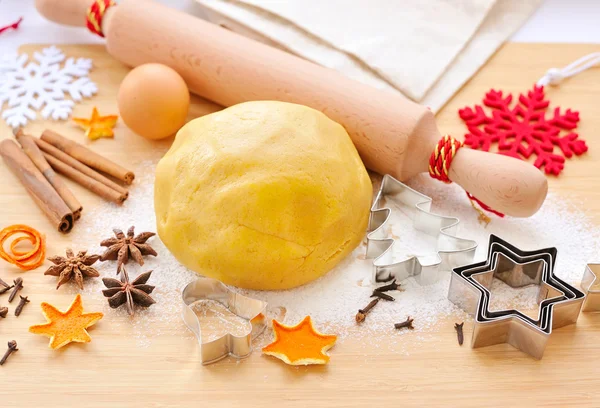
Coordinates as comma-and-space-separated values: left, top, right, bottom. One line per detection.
1, 43, 599, 407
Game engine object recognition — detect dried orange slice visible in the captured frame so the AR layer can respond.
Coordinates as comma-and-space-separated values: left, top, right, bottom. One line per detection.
0, 224, 46, 270
29, 294, 103, 349
262, 316, 337, 365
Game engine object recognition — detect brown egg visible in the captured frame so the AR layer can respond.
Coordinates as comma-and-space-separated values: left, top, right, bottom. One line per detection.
118, 63, 190, 140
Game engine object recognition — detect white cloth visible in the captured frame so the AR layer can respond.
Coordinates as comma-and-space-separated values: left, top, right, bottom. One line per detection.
422, 0, 542, 109
195, 0, 542, 111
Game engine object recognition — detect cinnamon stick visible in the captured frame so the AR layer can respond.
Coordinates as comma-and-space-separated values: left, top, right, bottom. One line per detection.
43, 153, 127, 205
15, 130, 83, 220
41, 129, 135, 185
0, 139, 74, 233
34, 137, 129, 197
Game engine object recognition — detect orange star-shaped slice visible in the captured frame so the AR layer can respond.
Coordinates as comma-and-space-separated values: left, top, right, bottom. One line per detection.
73, 107, 119, 140
29, 294, 103, 349
262, 316, 337, 365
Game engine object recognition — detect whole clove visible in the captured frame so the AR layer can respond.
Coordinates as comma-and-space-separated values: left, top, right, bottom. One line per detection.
375, 279, 403, 293
8, 278, 23, 303
356, 298, 379, 323
371, 290, 395, 301
394, 316, 414, 330
0, 307, 7, 318
0, 340, 17, 366
0, 277, 13, 295
14, 296, 29, 317
454, 322, 464, 346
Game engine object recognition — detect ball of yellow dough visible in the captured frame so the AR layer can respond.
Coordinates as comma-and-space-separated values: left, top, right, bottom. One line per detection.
117, 63, 190, 140
155, 101, 372, 290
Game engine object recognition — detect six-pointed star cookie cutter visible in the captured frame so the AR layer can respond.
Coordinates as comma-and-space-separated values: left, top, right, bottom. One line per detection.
448, 235, 585, 359
461, 240, 578, 329
581, 264, 600, 312
181, 277, 267, 365
365, 175, 477, 285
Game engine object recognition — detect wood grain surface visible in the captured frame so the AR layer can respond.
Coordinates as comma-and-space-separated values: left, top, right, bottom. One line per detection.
0, 43, 599, 407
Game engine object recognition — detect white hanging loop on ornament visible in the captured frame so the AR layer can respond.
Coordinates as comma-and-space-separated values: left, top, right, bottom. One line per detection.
537, 52, 600, 86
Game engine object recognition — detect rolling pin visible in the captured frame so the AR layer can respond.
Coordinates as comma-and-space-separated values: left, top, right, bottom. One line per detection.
35, 0, 548, 217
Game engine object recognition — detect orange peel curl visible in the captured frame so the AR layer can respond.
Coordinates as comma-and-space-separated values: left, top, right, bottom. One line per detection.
0, 224, 46, 270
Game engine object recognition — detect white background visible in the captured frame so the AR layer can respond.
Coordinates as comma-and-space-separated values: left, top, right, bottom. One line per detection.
0, 0, 599, 53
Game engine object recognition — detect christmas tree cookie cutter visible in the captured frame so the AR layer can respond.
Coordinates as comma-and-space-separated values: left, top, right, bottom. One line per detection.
581, 264, 600, 312
365, 174, 477, 285
448, 235, 585, 359
181, 277, 267, 365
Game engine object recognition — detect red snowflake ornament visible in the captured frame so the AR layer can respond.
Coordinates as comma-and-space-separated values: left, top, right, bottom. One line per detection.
459, 85, 587, 175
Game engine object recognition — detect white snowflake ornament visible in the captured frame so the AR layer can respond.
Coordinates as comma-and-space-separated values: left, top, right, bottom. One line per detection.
0, 46, 98, 128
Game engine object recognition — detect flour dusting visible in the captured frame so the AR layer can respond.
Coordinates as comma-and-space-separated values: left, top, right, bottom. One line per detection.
69, 162, 600, 350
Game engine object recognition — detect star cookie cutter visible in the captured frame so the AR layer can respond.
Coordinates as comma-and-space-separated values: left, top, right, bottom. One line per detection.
365, 174, 477, 285
448, 235, 584, 359
471, 238, 583, 328
450, 236, 584, 359
581, 264, 600, 312
463, 239, 575, 327
181, 277, 267, 365
468, 253, 565, 323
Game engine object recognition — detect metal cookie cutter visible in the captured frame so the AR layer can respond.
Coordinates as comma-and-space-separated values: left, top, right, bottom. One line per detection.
450, 235, 571, 322
464, 253, 570, 359
452, 236, 584, 359
181, 277, 267, 365
448, 235, 584, 359
474, 237, 584, 330
469, 253, 565, 323
450, 235, 584, 358
451, 252, 556, 358
467, 241, 573, 326
366, 174, 477, 285
581, 264, 600, 312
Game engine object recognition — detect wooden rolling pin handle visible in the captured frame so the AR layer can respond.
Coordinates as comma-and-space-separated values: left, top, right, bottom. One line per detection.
449, 148, 548, 217
34, 0, 90, 27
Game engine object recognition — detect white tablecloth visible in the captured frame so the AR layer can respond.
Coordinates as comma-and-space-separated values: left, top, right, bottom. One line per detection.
2, 0, 599, 54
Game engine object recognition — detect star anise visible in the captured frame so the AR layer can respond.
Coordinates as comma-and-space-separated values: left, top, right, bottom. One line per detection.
44, 249, 100, 290
102, 268, 156, 316
100, 226, 157, 271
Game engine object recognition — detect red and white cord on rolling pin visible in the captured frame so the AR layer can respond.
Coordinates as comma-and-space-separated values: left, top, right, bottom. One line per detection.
429, 135, 504, 223
86, 0, 116, 37
428, 135, 462, 184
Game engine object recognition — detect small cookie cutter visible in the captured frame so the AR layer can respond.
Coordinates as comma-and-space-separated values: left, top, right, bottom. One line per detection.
366, 174, 477, 285
448, 235, 584, 359
469, 237, 583, 331
451, 252, 556, 359
466, 241, 576, 327
181, 277, 267, 365
581, 264, 600, 312
460, 252, 575, 359
469, 253, 566, 322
